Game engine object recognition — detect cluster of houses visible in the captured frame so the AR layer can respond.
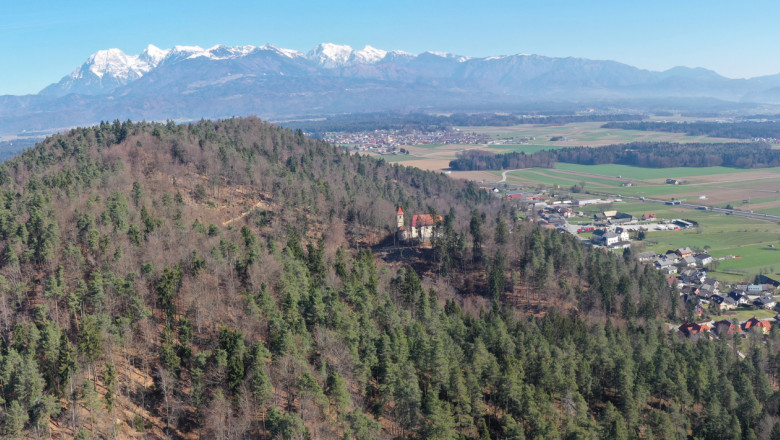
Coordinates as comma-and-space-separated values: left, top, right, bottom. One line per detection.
328, 129, 490, 154
487, 136, 535, 145
679, 316, 775, 339
640, 247, 756, 310
536, 205, 581, 230
651, 247, 766, 315
639, 247, 714, 276
591, 228, 631, 249
504, 190, 557, 204
676, 277, 780, 339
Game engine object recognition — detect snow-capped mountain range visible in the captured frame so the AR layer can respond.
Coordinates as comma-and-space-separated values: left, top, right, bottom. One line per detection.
4, 42, 780, 136
41, 43, 422, 96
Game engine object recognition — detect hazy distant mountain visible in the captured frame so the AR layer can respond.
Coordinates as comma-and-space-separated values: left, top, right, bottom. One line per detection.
5, 43, 780, 135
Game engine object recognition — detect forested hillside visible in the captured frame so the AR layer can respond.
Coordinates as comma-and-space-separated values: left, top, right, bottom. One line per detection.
0, 118, 777, 440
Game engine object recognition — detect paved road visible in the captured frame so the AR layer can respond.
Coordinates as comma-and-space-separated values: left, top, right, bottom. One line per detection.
494, 169, 522, 184
589, 192, 780, 223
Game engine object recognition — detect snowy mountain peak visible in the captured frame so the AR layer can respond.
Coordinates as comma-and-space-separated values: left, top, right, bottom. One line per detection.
351, 45, 387, 64
171, 45, 205, 54
308, 43, 355, 68
43, 42, 416, 96
260, 44, 305, 59
77, 48, 154, 80
139, 44, 170, 66
424, 51, 471, 62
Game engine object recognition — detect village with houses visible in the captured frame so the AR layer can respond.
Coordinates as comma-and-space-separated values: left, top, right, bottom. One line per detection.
484, 186, 780, 340
326, 128, 527, 155
393, 182, 780, 342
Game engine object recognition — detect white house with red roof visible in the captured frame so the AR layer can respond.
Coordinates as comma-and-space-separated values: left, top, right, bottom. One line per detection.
396, 207, 442, 242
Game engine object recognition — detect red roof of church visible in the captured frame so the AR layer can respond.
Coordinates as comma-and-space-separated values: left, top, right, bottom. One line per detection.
411, 214, 442, 227
397, 207, 404, 215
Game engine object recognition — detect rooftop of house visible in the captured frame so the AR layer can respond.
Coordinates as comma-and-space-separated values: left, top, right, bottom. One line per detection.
679, 322, 710, 335
411, 214, 442, 227
743, 317, 772, 331
714, 320, 742, 333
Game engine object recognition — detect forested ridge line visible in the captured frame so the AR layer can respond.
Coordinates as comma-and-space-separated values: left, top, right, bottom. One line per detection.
0, 117, 774, 440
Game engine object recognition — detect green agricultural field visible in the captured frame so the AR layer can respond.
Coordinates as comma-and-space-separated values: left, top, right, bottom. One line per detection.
588, 200, 780, 282
603, 185, 699, 198
459, 121, 742, 147
714, 245, 780, 271
554, 163, 761, 180
533, 169, 623, 187
643, 230, 779, 255
509, 172, 598, 187
500, 163, 780, 202
526, 164, 780, 207
407, 143, 450, 150
505, 166, 780, 281
759, 207, 780, 216
503, 170, 581, 187
716, 177, 780, 189
371, 154, 423, 163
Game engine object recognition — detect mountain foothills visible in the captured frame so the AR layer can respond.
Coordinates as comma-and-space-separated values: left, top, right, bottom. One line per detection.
0, 117, 776, 439
5, 43, 780, 136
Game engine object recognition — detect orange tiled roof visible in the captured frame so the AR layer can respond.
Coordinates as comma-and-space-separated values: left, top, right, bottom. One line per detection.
743, 317, 772, 331
411, 214, 441, 227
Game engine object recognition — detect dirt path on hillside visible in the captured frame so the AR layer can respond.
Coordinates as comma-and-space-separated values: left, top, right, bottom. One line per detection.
222, 200, 267, 226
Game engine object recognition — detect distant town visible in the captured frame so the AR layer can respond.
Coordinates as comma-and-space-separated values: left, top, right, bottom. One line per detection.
325, 128, 532, 154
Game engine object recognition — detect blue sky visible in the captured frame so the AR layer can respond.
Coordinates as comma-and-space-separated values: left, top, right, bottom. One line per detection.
2, 0, 778, 95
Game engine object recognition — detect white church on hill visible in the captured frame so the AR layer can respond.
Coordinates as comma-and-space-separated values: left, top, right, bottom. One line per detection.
396, 207, 442, 242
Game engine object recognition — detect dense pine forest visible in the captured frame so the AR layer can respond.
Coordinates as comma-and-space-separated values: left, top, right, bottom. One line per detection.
0, 117, 778, 439
449, 141, 780, 170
